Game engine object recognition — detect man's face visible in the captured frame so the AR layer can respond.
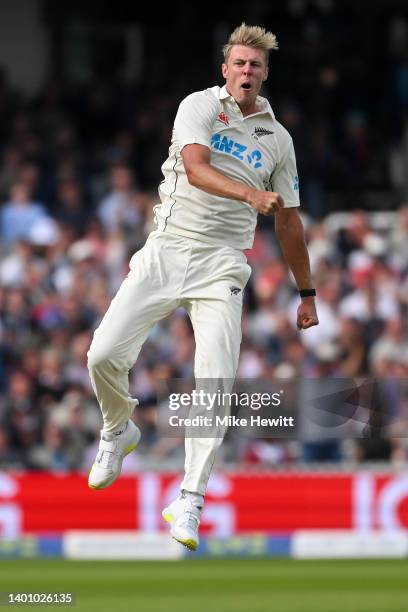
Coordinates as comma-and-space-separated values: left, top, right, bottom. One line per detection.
222, 45, 268, 111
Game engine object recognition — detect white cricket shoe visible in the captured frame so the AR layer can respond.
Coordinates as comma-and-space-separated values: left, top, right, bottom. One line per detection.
162, 493, 203, 551
88, 420, 141, 490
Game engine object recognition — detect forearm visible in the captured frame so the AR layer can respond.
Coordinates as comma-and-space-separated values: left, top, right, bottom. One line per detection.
275, 211, 313, 289
182, 146, 283, 215
186, 161, 253, 203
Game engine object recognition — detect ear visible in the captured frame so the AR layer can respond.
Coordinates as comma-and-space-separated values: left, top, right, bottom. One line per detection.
263, 65, 269, 82
221, 63, 228, 79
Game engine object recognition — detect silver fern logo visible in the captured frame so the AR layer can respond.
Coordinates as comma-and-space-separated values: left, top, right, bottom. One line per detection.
252, 127, 274, 140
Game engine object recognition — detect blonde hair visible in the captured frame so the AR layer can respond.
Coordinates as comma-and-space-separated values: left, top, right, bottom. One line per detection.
223, 23, 278, 64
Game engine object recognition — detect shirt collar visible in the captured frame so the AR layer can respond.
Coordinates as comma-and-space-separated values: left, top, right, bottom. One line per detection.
219, 85, 275, 120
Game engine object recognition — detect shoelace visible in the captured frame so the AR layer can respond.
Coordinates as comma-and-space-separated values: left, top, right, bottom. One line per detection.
180, 510, 200, 532
96, 450, 115, 470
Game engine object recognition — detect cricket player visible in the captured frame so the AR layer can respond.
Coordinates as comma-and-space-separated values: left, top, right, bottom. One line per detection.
87, 23, 319, 550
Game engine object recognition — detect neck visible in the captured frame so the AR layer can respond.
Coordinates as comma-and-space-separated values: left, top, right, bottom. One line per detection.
239, 102, 257, 117
226, 86, 259, 117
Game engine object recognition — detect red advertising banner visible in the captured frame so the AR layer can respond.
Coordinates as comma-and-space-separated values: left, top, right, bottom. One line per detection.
0, 471, 407, 537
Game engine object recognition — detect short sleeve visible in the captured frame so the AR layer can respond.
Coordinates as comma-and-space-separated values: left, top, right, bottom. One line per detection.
174, 91, 220, 151
270, 138, 300, 208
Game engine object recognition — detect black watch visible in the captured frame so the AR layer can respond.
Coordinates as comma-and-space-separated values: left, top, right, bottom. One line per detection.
299, 288, 316, 298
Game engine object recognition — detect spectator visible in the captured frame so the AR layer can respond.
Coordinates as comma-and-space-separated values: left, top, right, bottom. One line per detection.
0, 182, 46, 245
97, 163, 141, 233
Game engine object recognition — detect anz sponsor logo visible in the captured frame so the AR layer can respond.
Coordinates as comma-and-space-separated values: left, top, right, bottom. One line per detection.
211, 133, 263, 169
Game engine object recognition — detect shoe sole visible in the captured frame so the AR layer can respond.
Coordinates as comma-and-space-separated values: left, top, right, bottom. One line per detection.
88, 442, 138, 490
162, 509, 198, 551
171, 536, 198, 551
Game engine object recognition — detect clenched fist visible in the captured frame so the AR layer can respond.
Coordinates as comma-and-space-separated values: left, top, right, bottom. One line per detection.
297, 298, 319, 330
247, 189, 284, 215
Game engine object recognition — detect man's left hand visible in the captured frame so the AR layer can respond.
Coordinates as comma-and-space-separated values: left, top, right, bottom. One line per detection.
296, 298, 319, 330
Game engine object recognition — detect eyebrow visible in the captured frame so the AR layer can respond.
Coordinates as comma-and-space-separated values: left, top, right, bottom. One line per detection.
233, 58, 263, 64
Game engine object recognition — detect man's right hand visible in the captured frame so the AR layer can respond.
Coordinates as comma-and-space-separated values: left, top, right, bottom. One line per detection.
247, 189, 284, 215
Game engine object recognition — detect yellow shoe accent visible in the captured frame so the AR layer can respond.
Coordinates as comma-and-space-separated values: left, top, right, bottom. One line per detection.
173, 537, 197, 551
162, 512, 174, 524
88, 464, 102, 490
124, 443, 137, 455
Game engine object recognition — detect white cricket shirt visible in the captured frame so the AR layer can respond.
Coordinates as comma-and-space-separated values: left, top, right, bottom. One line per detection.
154, 85, 300, 250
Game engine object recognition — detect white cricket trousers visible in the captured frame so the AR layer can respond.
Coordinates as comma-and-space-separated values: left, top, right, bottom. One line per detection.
87, 230, 251, 496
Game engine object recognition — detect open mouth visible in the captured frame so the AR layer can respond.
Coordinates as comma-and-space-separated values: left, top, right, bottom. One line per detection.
241, 82, 251, 91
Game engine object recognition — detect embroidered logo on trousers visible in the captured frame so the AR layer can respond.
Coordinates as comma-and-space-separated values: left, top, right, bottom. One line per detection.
230, 286, 242, 295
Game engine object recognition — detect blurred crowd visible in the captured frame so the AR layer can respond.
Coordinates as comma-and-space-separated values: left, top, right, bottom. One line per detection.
0, 3, 408, 472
